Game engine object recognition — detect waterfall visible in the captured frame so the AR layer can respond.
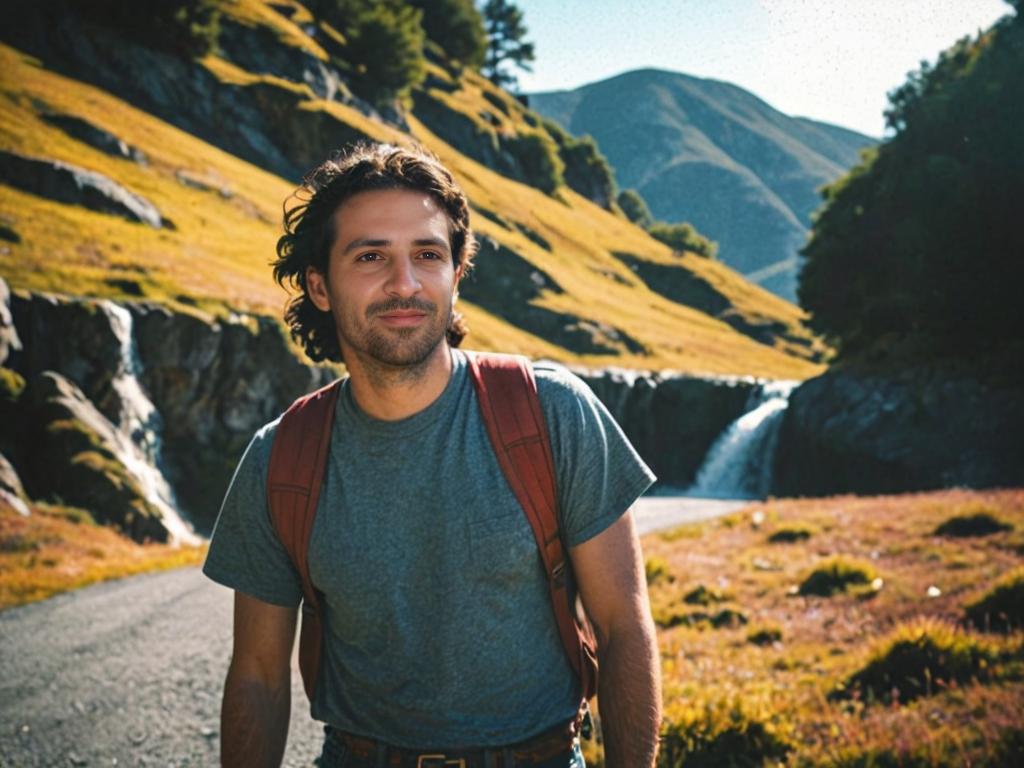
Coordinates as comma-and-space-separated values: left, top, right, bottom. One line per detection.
99, 302, 199, 545
687, 379, 799, 499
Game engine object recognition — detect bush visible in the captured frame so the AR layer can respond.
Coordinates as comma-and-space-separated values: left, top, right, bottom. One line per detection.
507, 128, 564, 194
798, 556, 876, 597
965, 566, 1024, 632
834, 619, 996, 704
542, 120, 616, 207
660, 698, 792, 767
617, 188, 654, 229
648, 221, 719, 259
935, 510, 1013, 538
710, 607, 748, 628
768, 524, 814, 543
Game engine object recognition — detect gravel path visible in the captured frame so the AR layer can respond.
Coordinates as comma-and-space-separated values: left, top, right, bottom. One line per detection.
0, 496, 746, 767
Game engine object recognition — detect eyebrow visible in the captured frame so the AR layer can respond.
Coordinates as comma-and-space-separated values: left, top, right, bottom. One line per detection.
342, 237, 450, 254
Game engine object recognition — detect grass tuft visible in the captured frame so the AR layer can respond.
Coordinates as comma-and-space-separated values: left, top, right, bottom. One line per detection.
834, 618, 997, 704
798, 556, 877, 597
660, 696, 792, 768
965, 565, 1024, 633
645, 555, 672, 585
684, 584, 729, 606
935, 509, 1013, 538
768, 524, 814, 543
747, 624, 783, 646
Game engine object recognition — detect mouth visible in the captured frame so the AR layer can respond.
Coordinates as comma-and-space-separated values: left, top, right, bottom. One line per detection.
376, 310, 428, 327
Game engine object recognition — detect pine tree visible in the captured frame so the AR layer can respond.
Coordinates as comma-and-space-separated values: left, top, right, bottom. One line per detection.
482, 0, 535, 91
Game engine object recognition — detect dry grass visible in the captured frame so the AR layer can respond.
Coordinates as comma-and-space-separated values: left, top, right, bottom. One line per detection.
590, 489, 1024, 766
0, 497, 205, 611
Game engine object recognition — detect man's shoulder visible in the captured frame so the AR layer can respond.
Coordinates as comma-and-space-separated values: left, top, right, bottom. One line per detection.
531, 358, 595, 406
239, 414, 284, 476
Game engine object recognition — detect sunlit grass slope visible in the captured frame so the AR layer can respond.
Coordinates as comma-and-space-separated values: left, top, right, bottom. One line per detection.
0, 9, 826, 378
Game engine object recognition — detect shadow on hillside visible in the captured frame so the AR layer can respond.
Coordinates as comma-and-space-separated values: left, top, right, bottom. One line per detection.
461, 237, 645, 356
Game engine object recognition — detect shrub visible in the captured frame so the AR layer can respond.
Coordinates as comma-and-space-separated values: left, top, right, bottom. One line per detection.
935, 510, 1013, 538
965, 566, 1024, 632
768, 524, 814, 543
660, 698, 792, 768
798, 556, 877, 597
834, 619, 996, 704
648, 221, 719, 259
507, 128, 564, 194
747, 624, 783, 646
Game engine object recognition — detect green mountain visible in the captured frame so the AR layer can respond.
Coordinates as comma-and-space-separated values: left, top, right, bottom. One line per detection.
0, 1, 827, 379
530, 69, 875, 301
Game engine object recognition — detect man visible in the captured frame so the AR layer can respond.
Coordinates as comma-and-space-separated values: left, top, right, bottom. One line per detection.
203, 143, 661, 767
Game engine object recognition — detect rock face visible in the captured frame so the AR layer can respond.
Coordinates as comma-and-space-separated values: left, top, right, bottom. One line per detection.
576, 367, 756, 488
8, 292, 335, 533
0, 150, 166, 228
26, 371, 169, 541
774, 367, 1024, 495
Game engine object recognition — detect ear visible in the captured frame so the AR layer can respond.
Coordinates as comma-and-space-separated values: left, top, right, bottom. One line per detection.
452, 263, 464, 303
306, 266, 332, 312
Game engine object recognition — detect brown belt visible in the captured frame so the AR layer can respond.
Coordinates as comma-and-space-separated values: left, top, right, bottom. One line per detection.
327, 716, 580, 768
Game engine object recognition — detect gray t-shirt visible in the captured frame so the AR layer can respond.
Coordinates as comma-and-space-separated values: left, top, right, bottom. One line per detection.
203, 349, 655, 748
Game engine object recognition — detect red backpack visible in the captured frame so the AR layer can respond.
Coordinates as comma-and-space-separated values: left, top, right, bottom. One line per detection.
266, 351, 598, 708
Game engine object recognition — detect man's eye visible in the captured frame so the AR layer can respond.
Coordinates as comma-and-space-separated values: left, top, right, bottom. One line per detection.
418, 251, 443, 261
356, 252, 382, 262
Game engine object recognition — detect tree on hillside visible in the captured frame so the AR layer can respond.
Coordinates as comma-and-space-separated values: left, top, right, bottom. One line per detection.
648, 222, 719, 260
406, 0, 487, 70
617, 189, 654, 229
482, 0, 535, 91
799, 3, 1023, 359
312, 0, 426, 105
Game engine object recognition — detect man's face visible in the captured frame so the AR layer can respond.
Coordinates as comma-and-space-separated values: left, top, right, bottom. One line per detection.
306, 188, 461, 369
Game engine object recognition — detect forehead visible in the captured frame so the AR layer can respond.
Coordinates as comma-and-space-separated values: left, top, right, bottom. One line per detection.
332, 188, 451, 240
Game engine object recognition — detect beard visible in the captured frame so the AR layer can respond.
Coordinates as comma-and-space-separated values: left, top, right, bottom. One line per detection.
336, 295, 452, 371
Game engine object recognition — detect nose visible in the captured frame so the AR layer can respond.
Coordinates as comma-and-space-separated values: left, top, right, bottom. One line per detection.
384, 255, 422, 299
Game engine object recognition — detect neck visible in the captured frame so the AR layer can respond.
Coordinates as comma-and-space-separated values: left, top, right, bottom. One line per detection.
344, 343, 454, 421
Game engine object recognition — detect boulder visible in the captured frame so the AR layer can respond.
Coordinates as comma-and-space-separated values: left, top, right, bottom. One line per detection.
40, 112, 148, 164
774, 366, 1024, 495
25, 371, 169, 542
0, 150, 165, 228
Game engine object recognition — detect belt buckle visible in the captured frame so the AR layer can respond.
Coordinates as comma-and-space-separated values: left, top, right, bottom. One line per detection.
416, 755, 466, 768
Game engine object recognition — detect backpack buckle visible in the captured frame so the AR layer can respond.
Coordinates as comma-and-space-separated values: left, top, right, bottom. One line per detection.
416, 756, 466, 768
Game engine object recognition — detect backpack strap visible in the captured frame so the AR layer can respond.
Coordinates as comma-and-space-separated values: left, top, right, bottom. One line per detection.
466, 351, 599, 702
266, 377, 342, 702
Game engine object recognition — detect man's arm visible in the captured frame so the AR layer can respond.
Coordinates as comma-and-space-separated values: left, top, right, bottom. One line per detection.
221, 592, 298, 768
570, 511, 661, 768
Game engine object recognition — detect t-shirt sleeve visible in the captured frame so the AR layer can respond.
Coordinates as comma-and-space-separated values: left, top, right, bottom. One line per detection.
535, 363, 656, 548
202, 420, 304, 607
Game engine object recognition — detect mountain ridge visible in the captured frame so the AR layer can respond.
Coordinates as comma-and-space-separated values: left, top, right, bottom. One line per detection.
530, 67, 876, 300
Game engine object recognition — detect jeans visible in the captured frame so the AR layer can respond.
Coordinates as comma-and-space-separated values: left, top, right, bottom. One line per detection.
314, 728, 586, 768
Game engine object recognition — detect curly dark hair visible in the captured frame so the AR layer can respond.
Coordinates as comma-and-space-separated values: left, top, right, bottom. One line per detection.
273, 142, 477, 363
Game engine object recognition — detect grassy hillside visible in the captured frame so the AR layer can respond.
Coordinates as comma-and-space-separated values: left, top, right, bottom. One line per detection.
0, 1, 829, 380
531, 68, 876, 301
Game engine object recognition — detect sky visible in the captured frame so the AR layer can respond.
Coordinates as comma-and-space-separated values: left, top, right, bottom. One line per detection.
514, 0, 1012, 138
